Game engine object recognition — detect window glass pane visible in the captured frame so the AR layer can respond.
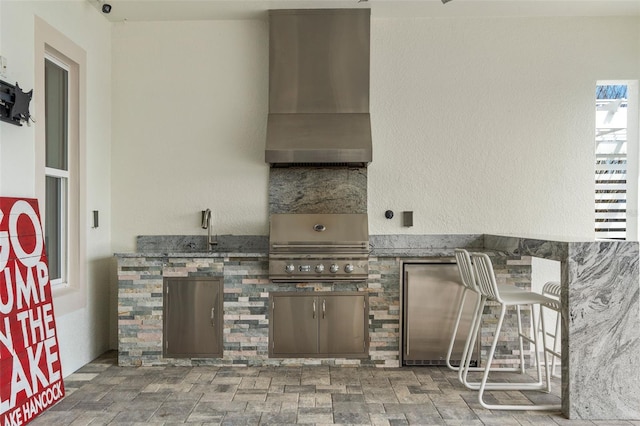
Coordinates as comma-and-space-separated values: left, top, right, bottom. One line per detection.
45, 175, 65, 281
45, 58, 68, 171
595, 84, 628, 240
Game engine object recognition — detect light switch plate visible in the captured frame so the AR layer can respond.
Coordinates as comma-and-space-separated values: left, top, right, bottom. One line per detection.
0, 56, 7, 77
403, 211, 413, 227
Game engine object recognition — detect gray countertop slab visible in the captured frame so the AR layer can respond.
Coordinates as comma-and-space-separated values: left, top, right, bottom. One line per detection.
115, 251, 266, 258
118, 234, 488, 258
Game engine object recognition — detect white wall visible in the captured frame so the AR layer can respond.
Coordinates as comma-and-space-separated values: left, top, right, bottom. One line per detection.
112, 15, 640, 251
0, 3, 634, 375
0, 0, 112, 376
111, 20, 269, 252
369, 16, 640, 238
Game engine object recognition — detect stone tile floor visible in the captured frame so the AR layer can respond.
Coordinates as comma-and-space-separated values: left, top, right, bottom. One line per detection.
32, 351, 639, 425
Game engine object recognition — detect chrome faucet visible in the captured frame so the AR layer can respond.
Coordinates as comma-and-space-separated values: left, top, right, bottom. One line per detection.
201, 209, 217, 249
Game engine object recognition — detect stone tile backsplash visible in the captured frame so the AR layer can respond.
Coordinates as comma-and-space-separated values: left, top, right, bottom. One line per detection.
269, 167, 367, 214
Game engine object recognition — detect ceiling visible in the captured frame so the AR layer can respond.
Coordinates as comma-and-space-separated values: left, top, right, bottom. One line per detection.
87, 0, 640, 22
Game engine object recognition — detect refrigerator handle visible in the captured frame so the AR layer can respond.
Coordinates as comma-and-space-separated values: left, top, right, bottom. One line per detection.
210, 307, 215, 326
404, 271, 409, 356
313, 299, 316, 319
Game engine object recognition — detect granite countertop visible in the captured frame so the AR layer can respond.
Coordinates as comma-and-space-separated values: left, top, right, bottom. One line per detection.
115, 234, 502, 258
115, 251, 267, 258
114, 233, 604, 260
115, 235, 268, 258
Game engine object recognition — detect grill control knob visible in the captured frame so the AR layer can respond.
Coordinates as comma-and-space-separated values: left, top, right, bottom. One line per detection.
315, 264, 325, 273
344, 264, 354, 273
329, 264, 340, 273
285, 264, 295, 273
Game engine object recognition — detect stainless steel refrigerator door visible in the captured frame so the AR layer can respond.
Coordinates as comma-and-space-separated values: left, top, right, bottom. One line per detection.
164, 277, 222, 358
403, 263, 479, 366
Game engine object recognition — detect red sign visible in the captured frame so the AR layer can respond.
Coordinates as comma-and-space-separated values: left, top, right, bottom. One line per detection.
0, 197, 65, 426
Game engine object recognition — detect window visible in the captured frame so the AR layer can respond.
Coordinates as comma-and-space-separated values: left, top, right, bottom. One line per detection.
595, 84, 628, 240
595, 81, 639, 241
45, 56, 69, 286
35, 17, 87, 314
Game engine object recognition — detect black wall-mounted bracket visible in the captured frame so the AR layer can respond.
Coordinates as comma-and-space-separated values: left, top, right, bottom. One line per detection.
0, 79, 32, 126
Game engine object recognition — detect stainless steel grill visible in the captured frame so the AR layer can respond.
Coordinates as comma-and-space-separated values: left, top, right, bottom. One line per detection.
269, 213, 369, 282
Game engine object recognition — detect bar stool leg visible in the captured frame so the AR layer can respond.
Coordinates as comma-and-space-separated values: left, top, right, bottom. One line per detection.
446, 287, 470, 371
551, 311, 561, 378
536, 282, 561, 379
476, 303, 557, 410
516, 305, 526, 374
459, 294, 486, 385
459, 299, 532, 390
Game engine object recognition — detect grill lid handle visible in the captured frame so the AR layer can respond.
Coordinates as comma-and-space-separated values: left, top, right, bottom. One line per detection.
271, 243, 367, 249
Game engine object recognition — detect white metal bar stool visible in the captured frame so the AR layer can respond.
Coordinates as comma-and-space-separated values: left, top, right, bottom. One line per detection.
446, 249, 527, 377
537, 281, 561, 379
445, 248, 479, 371
463, 253, 560, 411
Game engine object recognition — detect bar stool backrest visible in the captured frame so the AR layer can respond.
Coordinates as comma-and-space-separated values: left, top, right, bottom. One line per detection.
541, 281, 562, 311
471, 253, 501, 302
454, 249, 478, 292
542, 281, 561, 298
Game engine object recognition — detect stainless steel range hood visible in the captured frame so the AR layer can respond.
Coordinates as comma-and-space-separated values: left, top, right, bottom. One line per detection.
266, 9, 372, 167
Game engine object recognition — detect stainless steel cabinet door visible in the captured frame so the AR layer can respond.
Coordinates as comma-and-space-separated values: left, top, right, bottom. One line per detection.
318, 294, 367, 356
270, 292, 369, 358
271, 295, 318, 356
164, 277, 222, 358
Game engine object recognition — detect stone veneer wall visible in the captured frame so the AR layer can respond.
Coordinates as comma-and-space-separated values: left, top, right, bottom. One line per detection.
367, 256, 402, 366
118, 252, 532, 368
118, 257, 224, 366
118, 255, 399, 367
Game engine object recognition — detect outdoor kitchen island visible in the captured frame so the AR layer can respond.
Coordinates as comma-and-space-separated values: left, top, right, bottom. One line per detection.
116, 233, 639, 420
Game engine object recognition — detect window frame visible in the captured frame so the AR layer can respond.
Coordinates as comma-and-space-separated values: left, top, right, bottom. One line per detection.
594, 81, 639, 241
34, 16, 87, 314
44, 53, 71, 287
